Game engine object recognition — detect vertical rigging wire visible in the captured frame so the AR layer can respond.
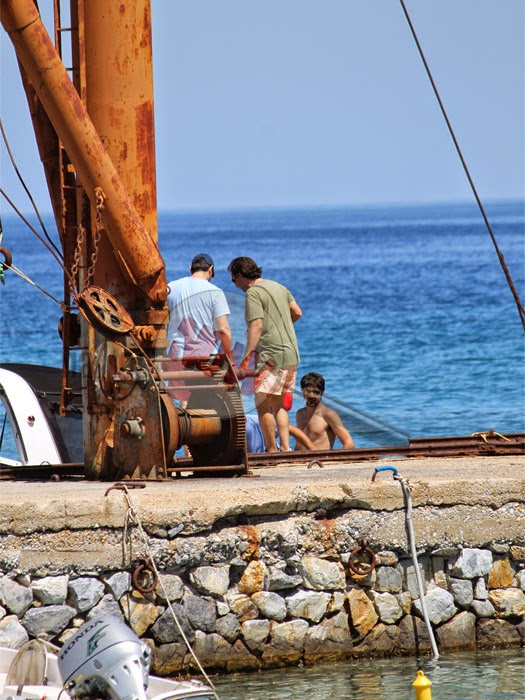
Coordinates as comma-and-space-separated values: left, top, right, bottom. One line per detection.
398, 0, 525, 333
0, 117, 63, 261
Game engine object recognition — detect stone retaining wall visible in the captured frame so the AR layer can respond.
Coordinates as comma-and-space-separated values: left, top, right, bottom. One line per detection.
1, 504, 524, 674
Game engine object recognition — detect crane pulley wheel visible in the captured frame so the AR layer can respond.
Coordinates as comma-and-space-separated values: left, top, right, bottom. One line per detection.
75, 285, 135, 337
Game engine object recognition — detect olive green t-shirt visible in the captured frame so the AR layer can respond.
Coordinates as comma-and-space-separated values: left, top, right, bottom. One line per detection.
245, 279, 300, 370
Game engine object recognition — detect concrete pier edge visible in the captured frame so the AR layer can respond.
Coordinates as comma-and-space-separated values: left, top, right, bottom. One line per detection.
1, 454, 524, 673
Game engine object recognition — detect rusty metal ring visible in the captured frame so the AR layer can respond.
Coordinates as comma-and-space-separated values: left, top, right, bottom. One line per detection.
131, 558, 158, 594
348, 539, 377, 576
0, 246, 13, 270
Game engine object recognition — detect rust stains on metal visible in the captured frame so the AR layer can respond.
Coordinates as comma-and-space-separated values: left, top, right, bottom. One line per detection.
2, 433, 523, 481
248, 433, 525, 469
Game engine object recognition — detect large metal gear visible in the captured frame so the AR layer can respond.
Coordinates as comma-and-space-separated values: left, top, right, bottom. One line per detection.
185, 383, 246, 467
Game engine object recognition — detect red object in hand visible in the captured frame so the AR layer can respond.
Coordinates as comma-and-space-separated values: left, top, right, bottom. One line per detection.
283, 392, 293, 410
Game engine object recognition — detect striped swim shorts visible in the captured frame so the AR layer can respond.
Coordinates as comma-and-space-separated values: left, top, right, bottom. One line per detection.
254, 365, 297, 396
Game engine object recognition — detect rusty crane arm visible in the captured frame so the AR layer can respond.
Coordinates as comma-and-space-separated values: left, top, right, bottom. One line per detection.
1, 0, 167, 305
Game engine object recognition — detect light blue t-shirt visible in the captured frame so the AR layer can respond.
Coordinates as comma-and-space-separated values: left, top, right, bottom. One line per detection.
167, 277, 230, 358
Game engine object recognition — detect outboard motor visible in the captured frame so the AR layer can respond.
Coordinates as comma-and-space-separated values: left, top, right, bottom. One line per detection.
58, 616, 151, 700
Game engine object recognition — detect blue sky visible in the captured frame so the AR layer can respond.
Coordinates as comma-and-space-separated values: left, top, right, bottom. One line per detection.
1, 0, 524, 213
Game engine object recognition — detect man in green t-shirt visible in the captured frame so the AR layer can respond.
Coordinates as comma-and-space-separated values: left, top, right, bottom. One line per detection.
228, 256, 302, 452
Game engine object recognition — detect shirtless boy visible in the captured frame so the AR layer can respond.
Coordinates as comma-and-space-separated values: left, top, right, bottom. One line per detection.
295, 372, 355, 450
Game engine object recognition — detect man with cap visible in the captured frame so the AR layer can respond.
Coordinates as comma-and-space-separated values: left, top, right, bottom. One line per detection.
167, 254, 232, 361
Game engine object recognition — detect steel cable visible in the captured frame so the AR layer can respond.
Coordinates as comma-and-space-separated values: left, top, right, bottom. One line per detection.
399, 0, 525, 333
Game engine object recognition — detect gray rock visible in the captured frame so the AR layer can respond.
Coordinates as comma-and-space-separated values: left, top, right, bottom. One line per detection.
431, 547, 460, 558
31, 575, 68, 605
474, 577, 489, 600
216, 600, 229, 616
87, 594, 124, 621
0, 578, 33, 617
297, 556, 345, 591
517, 570, 525, 592
397, 615, 431, 653
355, 622, 400, 656
0, 606, 5, 621
399, 562, 426, 598
151, 605, 194, 645
285, 590, 330, 623
413, 587, 456, 625
449, 578, 474, 607
471, 599, 495, 618
449, 548, 492, 579
517, 620, 525, 641
431, 556, 446, 578
396, 591, 412, 614
151, 641, 187, 676
328, 591, 346, 614
189, 566, 230, 597
376, 551, 398, 566
304, 611, 353, 660
251, 591, 287, 621
268, 567, 302, 591
191, 631, 232, 670
104, 572, 131, 600
372, 591, 403, 624
436, 611, 476, 651
477, 619, 522, 648
262, 619, 309, 664
67, 577, 104, 613
0, 615, 29, 647
22, 605, 76, 640
491, 543, 509, 554
184, 594, 216, 632
376, 566, 403, 594
241, 619, 270, 653
226, 639, 261, 673
215, 613, 240, 643
155, 574, 184, 602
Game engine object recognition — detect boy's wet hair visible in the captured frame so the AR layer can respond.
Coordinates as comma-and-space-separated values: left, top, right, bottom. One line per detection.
300, 372, 325, 394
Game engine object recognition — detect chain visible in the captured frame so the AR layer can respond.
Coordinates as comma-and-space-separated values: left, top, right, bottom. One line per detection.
70, 187, 106, 295
70, 223, 85, 295
85, 186, 106, 288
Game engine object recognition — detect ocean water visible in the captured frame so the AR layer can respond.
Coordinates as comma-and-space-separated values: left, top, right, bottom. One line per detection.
213, 648, 525, 700
1, 200, 524, 446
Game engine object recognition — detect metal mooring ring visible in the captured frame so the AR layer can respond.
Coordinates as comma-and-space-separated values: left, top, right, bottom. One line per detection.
348, 538, 377, 576
0, 246, 13, 270
131, 558, 158, 594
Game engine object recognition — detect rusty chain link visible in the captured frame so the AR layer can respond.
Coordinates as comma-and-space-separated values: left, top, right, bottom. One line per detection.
69, 223, 85, 295
70, 186, 106, 295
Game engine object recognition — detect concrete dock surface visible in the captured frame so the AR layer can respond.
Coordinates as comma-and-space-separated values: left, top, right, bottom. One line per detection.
2, 454, 524, 537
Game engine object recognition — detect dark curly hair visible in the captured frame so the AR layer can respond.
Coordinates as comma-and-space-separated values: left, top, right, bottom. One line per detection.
227, 257, 262, 280
300, 372, 325, 393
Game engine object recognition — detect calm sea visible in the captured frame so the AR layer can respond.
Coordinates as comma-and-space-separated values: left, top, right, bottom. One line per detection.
213, 648, 525, 700
1, 200, 524, 445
